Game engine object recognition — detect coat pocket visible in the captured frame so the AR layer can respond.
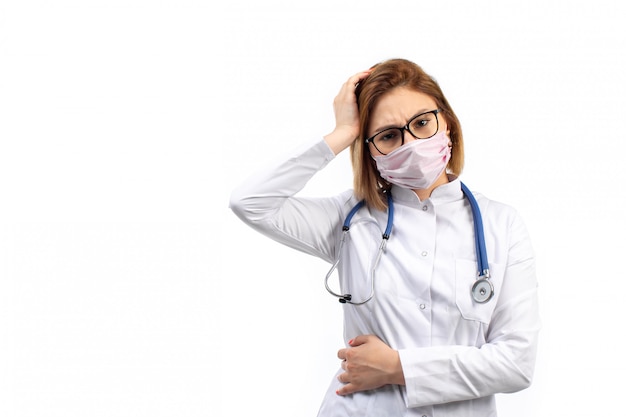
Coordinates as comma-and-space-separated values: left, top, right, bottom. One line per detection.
455, 259, 504, 324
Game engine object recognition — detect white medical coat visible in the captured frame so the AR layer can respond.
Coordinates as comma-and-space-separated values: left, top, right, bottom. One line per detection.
229, 139, 540, 417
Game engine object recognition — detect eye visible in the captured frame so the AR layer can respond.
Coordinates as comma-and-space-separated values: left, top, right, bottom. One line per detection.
410, 117, 431, 130
407, 112, 439, 138
377, 129, 401, 142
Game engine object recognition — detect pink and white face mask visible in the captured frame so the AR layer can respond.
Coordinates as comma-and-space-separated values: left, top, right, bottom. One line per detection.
373, 131, 451, 190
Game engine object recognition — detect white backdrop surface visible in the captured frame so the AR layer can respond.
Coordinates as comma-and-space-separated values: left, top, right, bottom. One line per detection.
1, 0, 625, 416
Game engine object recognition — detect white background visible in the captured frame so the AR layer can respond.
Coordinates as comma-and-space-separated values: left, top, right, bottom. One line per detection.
1, 0, 625, 416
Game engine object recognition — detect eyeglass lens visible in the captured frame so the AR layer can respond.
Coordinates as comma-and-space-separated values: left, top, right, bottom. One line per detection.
371, 111, 439, 154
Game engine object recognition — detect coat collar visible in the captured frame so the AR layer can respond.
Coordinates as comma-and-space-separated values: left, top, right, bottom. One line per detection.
390, 175, 464, 206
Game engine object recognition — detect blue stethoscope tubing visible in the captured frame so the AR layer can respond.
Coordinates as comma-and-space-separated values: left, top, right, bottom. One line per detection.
324, 192, 394, 305
324, 182, 494, 305
461, 182, 494, 303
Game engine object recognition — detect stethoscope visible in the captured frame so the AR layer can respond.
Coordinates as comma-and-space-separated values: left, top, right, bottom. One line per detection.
324, 182, 494, 305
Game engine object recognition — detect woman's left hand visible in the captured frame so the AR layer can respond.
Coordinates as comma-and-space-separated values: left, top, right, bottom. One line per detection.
336, 334, 405, 395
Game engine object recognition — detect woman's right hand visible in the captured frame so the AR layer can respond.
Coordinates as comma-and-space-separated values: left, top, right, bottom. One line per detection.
324, 70, 372, 155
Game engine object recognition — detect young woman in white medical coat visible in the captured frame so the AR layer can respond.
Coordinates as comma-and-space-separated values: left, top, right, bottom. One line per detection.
230, 58, 540, 417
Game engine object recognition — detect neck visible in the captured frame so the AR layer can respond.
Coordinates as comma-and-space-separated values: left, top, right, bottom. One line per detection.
413, 172, 450, 201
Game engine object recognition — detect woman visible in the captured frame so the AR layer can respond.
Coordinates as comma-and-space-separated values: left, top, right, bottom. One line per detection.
229, 58, 539, 417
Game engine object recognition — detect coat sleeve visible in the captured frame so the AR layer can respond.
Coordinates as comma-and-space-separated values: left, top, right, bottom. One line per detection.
229, 139, 353, 263
398, 208, 540, 407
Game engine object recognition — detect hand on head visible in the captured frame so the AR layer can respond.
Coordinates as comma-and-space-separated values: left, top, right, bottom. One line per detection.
324, 70, 372, 155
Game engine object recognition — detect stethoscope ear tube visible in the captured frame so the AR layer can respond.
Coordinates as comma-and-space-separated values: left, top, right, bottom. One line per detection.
324, 199, 367, 303
324, 230, 352, 303
325, 194, 393, 305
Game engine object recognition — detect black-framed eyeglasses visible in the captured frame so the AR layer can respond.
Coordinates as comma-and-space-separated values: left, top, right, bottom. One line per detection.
365, 109, 442, 155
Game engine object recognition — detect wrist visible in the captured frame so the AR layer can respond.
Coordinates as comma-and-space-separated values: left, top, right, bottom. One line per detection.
324, 127, 359, 155
389, 350, 406, 386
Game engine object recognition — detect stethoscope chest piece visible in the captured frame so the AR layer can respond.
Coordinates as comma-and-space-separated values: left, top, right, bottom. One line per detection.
471, 276, 494, 303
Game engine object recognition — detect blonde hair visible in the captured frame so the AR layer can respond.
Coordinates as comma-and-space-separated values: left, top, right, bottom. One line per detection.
350, 58, 464, 211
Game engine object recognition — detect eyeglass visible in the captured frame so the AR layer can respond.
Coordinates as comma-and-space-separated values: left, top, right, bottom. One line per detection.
365, 109, 441, 155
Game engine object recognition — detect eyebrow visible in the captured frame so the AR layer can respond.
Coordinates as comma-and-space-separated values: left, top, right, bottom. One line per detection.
370, 108, 433, 134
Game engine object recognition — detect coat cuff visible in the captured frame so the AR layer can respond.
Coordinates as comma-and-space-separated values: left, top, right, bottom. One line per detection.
398, 346, 465, 408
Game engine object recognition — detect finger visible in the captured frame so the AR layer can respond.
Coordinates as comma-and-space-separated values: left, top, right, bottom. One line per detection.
342, 70, 372, 91
336, 383, 357, 396
337, 348, 347, 361
349, 334, 369, 347
354, 69, 373, 80
336, 371, 348, 383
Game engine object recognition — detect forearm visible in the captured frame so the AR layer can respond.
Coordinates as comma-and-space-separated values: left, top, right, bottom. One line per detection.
399, 289, 540, 408
229, 139, 335, 222
229, 138, 353, 262
324, 127, 358, 156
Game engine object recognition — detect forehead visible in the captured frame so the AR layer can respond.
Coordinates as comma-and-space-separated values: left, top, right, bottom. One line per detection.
369, 87, 438, 128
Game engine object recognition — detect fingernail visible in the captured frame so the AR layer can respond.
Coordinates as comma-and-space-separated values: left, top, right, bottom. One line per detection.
348, 339, 353, 345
